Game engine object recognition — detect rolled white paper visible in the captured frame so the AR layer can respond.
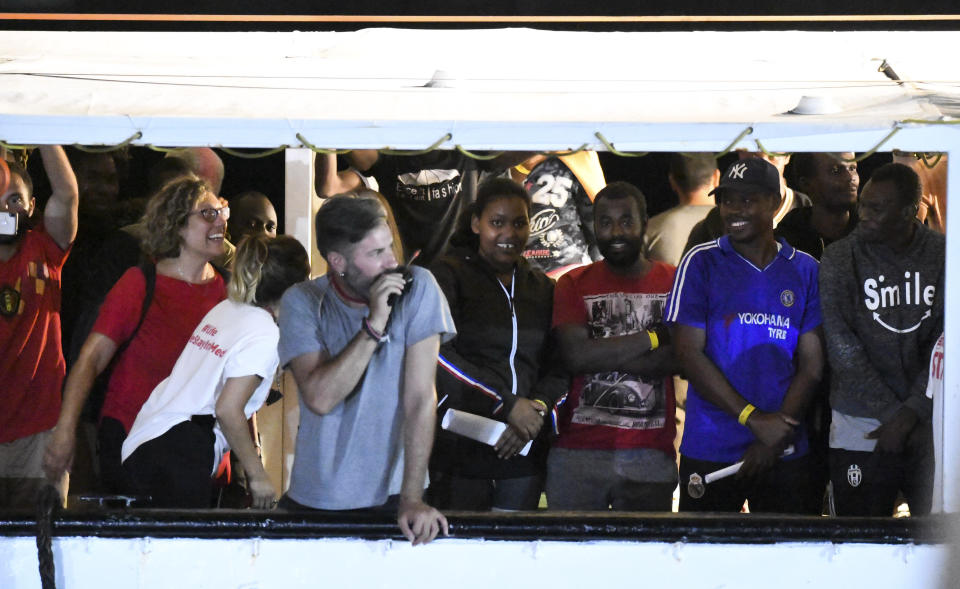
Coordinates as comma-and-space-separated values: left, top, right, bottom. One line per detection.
703, 444, 796, 484
441, 409, 532, 456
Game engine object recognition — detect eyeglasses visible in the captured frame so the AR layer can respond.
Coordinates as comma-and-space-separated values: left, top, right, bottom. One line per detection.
191, 206, 230, 223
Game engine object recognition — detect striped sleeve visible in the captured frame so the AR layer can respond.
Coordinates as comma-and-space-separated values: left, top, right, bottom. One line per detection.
438, 353, 505, 414
665, 240, 716, 327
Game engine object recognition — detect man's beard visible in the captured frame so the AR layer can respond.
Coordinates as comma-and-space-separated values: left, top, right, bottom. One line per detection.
342, 259, 396, 301
341, 267, 372, 300
598, 237, 642, 268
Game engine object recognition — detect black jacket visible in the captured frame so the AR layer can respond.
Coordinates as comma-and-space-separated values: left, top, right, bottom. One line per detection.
775, 206, 858, 261
429, 247, 568, 478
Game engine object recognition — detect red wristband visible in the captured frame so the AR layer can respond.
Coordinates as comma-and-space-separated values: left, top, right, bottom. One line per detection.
362, 318, 387, 343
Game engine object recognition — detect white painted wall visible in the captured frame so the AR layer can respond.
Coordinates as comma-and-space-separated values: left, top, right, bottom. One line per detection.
0, 535, 954, 589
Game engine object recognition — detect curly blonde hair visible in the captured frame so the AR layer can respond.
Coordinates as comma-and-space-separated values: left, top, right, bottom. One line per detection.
228, 235, 309, 305
141, 175, 211, 259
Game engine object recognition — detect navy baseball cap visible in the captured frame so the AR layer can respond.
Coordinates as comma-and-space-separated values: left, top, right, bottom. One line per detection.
709, 157, 781, 196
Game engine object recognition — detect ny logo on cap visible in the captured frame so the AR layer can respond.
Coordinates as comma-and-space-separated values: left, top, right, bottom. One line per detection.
728, 163, 748, 179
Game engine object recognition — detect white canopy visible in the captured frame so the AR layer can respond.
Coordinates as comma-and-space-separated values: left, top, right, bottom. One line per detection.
1, 28, 958, 151
1, 27, 959, 515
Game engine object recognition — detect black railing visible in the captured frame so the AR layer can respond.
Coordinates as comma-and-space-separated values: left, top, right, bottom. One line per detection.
1, 509, 953, 545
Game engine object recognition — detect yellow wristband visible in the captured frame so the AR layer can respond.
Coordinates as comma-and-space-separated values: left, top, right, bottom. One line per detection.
738, 404, 757, 426
531, 399, 548, 415
647, 329, 659, 351
514, 163, 531, 175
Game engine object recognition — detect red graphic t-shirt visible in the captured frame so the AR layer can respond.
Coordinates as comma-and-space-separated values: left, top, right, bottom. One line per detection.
0, 227, 70, 443
552, 260, 676, 456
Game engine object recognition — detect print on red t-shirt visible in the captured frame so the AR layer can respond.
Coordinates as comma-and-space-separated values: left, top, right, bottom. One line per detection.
0, 227, 70, 443
552, 261, 676, 457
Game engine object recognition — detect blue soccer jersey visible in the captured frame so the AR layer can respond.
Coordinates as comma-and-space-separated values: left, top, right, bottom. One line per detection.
666, 236, 821, 463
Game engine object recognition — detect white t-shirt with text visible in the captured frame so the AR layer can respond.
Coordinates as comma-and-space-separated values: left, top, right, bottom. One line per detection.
121, 300, 279, 474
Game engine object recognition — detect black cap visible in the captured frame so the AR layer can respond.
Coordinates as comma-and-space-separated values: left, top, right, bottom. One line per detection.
709, 157, 781, 197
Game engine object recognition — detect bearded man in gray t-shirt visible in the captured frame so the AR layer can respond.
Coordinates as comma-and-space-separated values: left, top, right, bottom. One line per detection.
278, 196, 455, 544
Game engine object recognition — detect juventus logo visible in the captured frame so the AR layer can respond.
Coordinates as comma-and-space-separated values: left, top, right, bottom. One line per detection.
847, 464, 862, 488
728, 163, 748, 179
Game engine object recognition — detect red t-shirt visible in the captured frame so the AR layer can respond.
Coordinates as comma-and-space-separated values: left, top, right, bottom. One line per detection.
0, 227, 70, 443
551, 260, 677, 456
94, 267, 226, 432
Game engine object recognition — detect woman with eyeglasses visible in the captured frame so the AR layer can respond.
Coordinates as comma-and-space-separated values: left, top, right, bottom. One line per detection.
44, 175, 231, 495
120, 235, 309, 508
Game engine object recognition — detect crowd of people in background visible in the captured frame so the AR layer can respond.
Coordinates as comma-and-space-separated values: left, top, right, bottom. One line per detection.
0, 143, 947, 544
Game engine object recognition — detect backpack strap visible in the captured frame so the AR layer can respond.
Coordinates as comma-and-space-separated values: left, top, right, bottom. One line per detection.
132, 261, 157, 339
113, 262, 156, 359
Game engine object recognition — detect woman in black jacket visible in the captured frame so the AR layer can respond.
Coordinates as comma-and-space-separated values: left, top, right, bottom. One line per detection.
429, 177, 568, 510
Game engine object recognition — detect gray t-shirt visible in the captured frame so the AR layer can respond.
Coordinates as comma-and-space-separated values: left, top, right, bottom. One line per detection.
278, 266, 455, 510
645, 204, 714, 267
